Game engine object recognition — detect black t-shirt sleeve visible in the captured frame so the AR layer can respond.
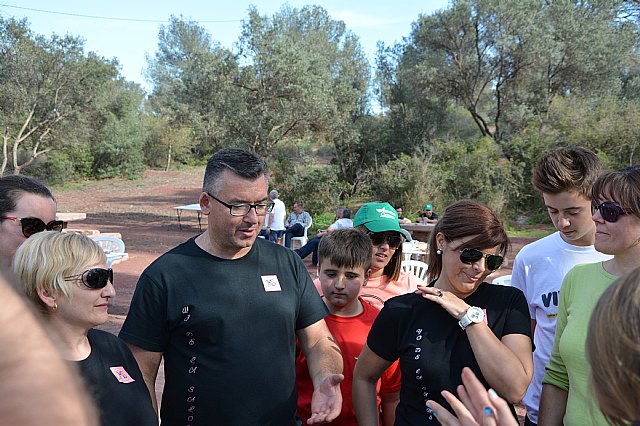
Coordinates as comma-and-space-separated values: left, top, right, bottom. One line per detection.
119, 271, 168, 352
294, 255, 328, 330
366, 302, 403, 362
501, 288, 532, 339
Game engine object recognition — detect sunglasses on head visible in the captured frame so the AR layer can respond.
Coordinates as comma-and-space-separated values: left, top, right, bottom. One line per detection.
459, 247, 504, 271
0, 216, 64, 238
591, 200, 631, 223
367, 231, 403, 249
64, 268, 113, 290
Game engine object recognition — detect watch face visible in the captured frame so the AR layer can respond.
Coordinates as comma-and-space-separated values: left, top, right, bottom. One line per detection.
468, 307, 484, 322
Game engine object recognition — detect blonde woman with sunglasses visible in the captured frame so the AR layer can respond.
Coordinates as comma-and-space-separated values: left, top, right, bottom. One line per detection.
353, 200, 533, 425
12, 231, 157, 426
539, 165, 640, 425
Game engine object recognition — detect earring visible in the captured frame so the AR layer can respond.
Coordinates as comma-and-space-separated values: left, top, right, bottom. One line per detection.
436, 248, 443, 255
52, 301, 58, 311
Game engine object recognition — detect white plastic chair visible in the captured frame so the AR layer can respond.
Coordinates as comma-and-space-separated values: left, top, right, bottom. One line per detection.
291, 218, 313, 250
401, 259, 429, 281
491, 274, 512, 286
92, 235, 129, 268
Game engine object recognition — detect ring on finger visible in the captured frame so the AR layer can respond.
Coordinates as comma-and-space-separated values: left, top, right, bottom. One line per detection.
436, 290, 443, 297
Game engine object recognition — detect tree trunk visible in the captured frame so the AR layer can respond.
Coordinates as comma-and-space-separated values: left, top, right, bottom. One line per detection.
165, 143, 172, 172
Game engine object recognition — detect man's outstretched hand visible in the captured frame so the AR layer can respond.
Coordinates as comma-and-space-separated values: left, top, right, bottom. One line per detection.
307, 374, 344, 424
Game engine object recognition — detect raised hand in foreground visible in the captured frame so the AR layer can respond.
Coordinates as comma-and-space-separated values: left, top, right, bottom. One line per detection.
426, 367, 518, 426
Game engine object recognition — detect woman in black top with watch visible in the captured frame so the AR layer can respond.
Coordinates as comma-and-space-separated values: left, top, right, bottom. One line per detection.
353, 200, 533, 425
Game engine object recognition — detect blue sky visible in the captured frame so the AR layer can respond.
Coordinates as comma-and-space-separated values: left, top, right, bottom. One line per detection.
0, 1, 449, 91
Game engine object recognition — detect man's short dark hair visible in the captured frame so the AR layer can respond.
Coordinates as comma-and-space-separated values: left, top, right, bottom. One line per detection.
318, 228, 372, 271
532, 147, 603, 198
0, 175, 54, 218
342, 208, 351, 219
203, 148, 268, 195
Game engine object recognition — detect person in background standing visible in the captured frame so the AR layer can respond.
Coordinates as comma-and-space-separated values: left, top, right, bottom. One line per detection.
266, 189, 286, 243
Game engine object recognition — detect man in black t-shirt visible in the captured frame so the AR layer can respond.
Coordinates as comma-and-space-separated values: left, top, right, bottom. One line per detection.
119, 148, 344, 426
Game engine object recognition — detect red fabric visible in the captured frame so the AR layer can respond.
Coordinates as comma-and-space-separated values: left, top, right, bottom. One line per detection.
296, 298, 401, 425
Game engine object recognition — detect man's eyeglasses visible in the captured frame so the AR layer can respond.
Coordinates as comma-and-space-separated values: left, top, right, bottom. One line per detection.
64, 268, 113, 290
0, 216, 64, 238
592, 200, 631, 223
459, 248, 504, 271
207, 192, 274, 216
367, 232, 403, 249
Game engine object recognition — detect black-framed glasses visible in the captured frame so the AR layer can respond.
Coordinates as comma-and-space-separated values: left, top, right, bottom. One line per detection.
64, 268, 113, 290
367, 231, 403, 249
459, 248, 503, 271
207, 192, 274, 217
592, 200, 631, 223
0, 216, 64, 238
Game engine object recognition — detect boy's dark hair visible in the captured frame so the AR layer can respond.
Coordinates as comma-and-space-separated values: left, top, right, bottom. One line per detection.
0, 175, 54, 218
203, 148, 268, 195
532, 147, 603, 198
318, 228, 372, 271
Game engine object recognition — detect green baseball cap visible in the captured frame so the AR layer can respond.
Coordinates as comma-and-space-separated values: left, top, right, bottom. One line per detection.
423, 203, 433, 211
354, 202, 412, 241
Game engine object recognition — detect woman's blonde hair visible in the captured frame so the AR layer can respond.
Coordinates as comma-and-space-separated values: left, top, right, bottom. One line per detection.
586, 266, 640, 426
12, 231, 106, 313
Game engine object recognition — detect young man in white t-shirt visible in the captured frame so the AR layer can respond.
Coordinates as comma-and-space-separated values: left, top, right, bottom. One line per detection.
511, 147, 611, 426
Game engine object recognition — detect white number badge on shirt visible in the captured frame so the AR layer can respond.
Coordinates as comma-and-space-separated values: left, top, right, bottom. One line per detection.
261, 275, 282, 292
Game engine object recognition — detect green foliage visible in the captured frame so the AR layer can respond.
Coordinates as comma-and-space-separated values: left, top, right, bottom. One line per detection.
506, 225, 555, 239
311, 212, 336, 233
31, 145, 93, 183
92, 113, 146, 179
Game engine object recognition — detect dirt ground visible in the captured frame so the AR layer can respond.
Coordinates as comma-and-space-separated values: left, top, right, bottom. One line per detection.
54, 167, 536, 421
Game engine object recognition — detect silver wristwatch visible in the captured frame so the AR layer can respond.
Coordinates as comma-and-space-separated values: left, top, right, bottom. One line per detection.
459, 306, 485, 330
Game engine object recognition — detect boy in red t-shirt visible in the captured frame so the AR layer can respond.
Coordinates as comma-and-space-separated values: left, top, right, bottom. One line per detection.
296, 228, 401, 426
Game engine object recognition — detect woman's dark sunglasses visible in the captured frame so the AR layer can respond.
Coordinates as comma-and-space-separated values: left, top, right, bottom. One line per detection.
459, 248, 503, 271
0, 216, 64, 238
64, 268, 113, 290
367, 232, 403, 249
591, 201, 630, 223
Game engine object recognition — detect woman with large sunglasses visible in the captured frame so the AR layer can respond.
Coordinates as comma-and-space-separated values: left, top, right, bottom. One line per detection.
351, 202, 427, 310
0, 175, 63, 268
353, 200, 533, 425
539, 165, 640, 426
12, 231, 157, 426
